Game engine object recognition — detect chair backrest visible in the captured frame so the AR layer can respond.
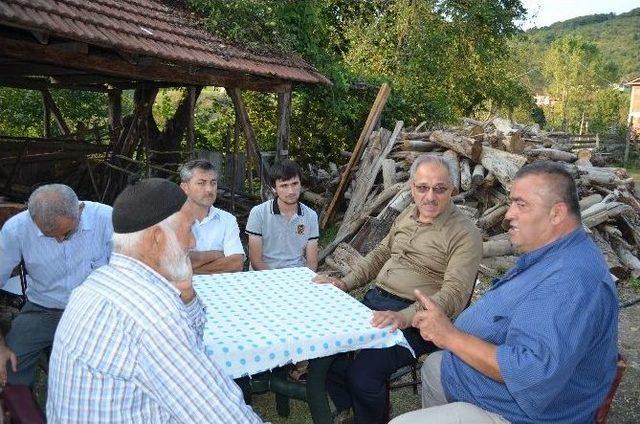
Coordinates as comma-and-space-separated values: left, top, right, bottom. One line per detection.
595, 354, 626, 424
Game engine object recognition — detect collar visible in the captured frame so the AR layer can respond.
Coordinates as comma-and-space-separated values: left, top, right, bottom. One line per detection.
272, 198, 303, 216
109, 253, 181, 297
197, 206, 221, 225
491, 227, 586, 289
515, 227, 585, 270
409, 201, 455, 229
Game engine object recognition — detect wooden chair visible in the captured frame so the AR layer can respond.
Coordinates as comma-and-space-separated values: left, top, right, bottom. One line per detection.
595, 354, 626, 423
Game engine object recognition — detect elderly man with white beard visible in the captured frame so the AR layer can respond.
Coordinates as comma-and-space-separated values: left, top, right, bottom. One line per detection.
46, 178, 262, 424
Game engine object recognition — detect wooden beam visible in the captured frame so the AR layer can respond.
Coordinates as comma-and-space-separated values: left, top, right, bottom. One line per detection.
0, 76, 109, 92
43, 92, 51, 138
226, 87, 271, 197
276, 89, 292, 161
41, 89, 71, 135
0, 36, 296, 93
107, 89, 122, 143
187, 87, 196, 160
321, 83, 391, 229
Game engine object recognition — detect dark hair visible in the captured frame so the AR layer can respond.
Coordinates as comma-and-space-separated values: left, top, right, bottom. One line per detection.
515, 161, 581, 222
179, 159, 217, 182
269, 160, 301, 187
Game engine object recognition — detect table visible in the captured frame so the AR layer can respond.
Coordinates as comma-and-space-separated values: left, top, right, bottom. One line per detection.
193, 267, 412, 422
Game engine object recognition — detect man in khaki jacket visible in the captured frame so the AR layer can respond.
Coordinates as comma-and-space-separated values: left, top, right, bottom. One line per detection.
314, 154, 482, 424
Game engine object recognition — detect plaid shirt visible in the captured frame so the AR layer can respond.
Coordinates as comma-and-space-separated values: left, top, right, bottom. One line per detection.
47, 253, 262, 423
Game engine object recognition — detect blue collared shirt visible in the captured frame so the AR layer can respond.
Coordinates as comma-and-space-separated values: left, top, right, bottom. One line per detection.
0, 201, 113, 308
47, 253, 262, 423
442, 228, 618, 423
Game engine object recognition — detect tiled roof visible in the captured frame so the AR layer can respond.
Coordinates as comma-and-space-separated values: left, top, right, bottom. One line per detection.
0, 0, 330, 86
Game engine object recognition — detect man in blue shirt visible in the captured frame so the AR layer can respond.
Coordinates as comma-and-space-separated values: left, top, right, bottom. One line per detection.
391, 161, 619, 424
0, 184, 113, 386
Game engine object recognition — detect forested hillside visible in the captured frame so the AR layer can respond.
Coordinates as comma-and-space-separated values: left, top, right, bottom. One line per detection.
525, 8, 640, 83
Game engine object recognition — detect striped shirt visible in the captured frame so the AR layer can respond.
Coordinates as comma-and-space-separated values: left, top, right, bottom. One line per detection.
442, 229, 619, 423
0, 201, 113, 309
47, 253, 262, 423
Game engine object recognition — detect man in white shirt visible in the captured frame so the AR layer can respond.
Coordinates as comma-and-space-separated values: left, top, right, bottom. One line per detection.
179, 159, 244, 273
0, 184, 113, 386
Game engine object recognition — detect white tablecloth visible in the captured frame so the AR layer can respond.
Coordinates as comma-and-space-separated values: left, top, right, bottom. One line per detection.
194, 267, 412, 378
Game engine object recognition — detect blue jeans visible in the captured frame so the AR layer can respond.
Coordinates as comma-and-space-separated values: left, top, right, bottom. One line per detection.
6, 301, 63, 386
327, 288, 436, 424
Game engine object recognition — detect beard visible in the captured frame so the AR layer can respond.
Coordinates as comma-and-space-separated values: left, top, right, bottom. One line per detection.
159, 228, 192, 281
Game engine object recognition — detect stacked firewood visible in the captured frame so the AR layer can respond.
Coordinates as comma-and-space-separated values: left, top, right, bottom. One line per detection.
312, 117, 640, 282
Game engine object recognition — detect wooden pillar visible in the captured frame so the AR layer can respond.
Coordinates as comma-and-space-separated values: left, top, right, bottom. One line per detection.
276, 88, 292, 162
187, 87, 196, 160
43, 91, 51, 138
107, 89, 122, 143
226, 87, 271, 199
41, 89, 70, 135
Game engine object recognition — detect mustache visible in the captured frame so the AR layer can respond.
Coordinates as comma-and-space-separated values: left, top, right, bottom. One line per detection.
419, 200, 438, 206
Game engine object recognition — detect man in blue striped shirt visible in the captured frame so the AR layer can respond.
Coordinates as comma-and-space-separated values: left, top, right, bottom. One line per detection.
0, 184, 113, 386
392, 161, 619, 424
47, 178, 262, 423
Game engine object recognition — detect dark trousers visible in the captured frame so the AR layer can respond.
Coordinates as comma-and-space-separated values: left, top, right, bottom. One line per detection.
327, 288, 436, 424
6, 301, 63, 386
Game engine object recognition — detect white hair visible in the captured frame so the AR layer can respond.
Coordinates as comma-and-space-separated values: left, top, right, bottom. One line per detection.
112, 213, 179, 255
28, 184, 79, 232
409, 154, 456, 186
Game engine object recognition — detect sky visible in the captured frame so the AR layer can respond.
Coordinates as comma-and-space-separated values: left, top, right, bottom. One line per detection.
520, 0, 639, 29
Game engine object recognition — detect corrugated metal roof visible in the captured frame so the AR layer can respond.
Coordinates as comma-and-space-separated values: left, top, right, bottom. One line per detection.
0, 0, 331, 85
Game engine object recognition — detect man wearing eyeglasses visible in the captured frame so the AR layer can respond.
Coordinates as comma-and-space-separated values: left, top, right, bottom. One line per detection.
314, 154, 482, 423
0, 184, 113, 387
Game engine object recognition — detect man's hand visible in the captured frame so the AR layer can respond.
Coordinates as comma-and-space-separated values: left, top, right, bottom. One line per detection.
371, 310, 409, 332
312, 274, 347, 291
172, 267, 196, 304
412, 289, 458, 349
0, 343, 17, 386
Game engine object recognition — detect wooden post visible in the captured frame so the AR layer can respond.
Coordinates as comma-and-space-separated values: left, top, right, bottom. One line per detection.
187, 87, 196, 160
232, 122, 239, 211
321, 83, 391, 229
624, 125, 631, 166
42, 91, 51, 138
276, 89, 292, 162
41, 89, 70, 135
107, 89, 122, 144
226, 87, 270, 199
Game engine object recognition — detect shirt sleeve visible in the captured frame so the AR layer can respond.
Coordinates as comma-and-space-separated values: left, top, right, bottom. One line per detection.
0, 218, 22, 287
495, 274, 614, 417
139, 300, 262, 423
342, 231, 392, 291
223, 215, 245, 256
245, 206, 262, 237
427, 224, 482, 319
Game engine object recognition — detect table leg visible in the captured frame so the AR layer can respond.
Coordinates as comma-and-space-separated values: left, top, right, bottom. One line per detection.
306, 355, 337, 424
272, 367, 291, 417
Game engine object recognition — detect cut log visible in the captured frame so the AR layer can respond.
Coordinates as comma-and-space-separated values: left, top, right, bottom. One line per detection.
503, 132, 524, 154
336, 121, 403, 238
527, 148, 577, 163
581, 201, 634, 228
579, 194, 603, 211
402, 131, 433, 140
576, 148, 592, 161
429, 130, 482, 162
575, 158, 593, 167
457, 204, 479, 220
322, 83, 391, 228
477, 203, 509, 230
301, 191, 327, 209
382, 159, 397, 189
402, 139, 436, 151
615, 245, 640, 278
325, 243, 364, 276
483, 238, 515, 258
590, 229, 628, 279
480, 146, 527, 190
472, 164, 485, 186
578, 166, 633, 187
443, 150, 460, 190
460, 159, 472, 191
